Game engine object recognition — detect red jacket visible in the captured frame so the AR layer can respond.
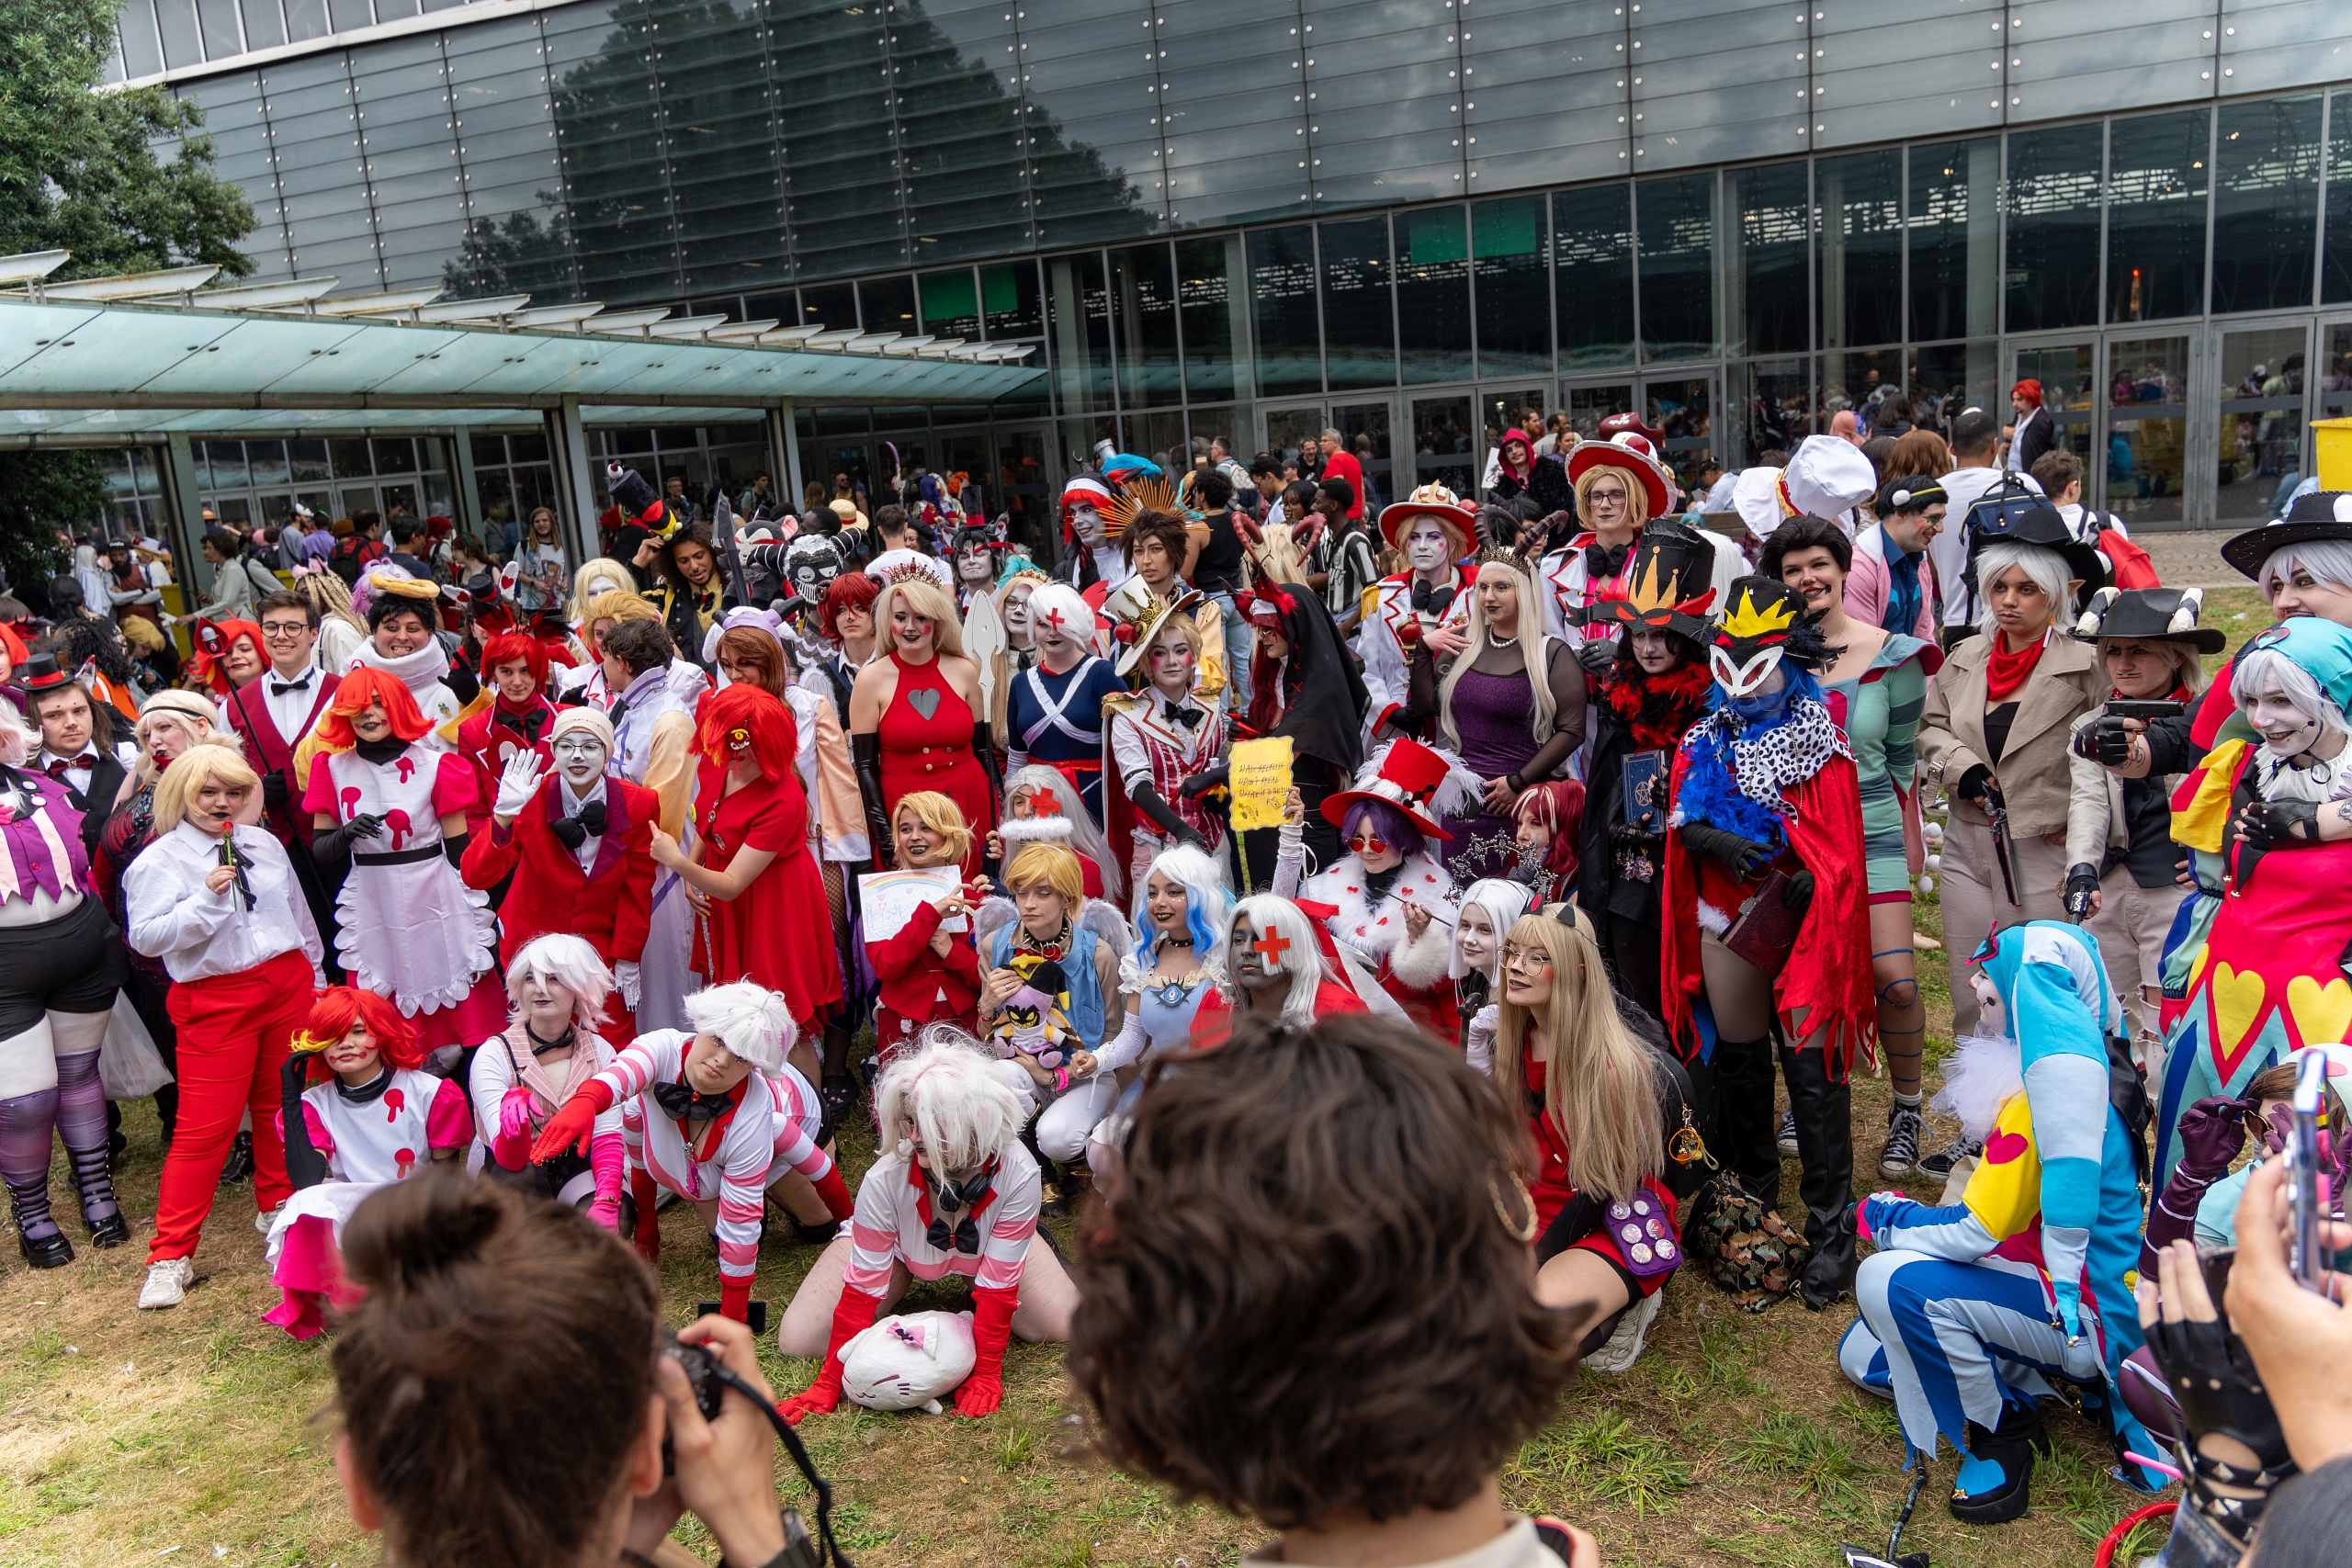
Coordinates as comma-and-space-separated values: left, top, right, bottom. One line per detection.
867, 899, 981, 1022
460, 773, 659, 969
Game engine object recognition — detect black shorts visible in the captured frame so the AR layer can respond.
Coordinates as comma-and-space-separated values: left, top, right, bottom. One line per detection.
0, 897, 130, 1038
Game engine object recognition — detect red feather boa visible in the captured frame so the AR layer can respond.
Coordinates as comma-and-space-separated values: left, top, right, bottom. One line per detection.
1601, 662, 1713, 752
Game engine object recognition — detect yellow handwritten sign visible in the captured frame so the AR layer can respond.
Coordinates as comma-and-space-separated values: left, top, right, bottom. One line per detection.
1227, 736, 1295, 832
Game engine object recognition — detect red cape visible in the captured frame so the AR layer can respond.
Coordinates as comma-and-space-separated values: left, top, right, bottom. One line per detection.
1658, 748, 1876, 1078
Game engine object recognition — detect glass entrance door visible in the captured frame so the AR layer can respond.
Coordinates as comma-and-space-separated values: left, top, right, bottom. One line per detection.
1329, 400, 1396, 512
1562, 381, 1637, 439
1408, 395, 1478, 497
2103, 335, 2192, 527
992, 423, 1053, 557
2214, 324, 2312, 523
1480, 386, 1548, 497
1641, 374, 1716, 497
2009, 340, 2098, 481
1261, 403, 1326, 471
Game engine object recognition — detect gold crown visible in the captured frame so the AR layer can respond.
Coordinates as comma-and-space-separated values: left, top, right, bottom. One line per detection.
1620, 549, 1688, 615
1720, 583, 1799, 639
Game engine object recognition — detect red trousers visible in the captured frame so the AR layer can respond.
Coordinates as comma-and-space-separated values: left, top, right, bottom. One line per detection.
149, 949, 316, 1263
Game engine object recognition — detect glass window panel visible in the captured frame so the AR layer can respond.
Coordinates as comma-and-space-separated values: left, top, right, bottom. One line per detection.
1329, 400, 1392, 509
2220, 0, 2352, 94
890, 0, 1031, 262
1156, 0, 1310, 231
1462, 0, 1629, 193
2104, 335, 2192, 527
1409, 395, 1478, 494
242, 0, 285, 51
446, 17, 572, 303
2217, 325, 2310, 522
1645, 376, 1715, 491
1396, 207, 1471, 386
1319, 217, 1395, 391
1046, 250, 1117, 411
2106, 109, 2210, 323
651, 0, 788, 296
1553, 184, 1634, 369
857, 276, 920, 337
1727, 162, 1809, 358
1473, 195, 1549, 378
195, 0, 243, 57
2331, 94, 2352, 305
154, 0, 206, 75
1636, 173, 1717, 362
469, 435, 508, 470
920, 269, 982, 341
284, 0, 329, 44
329, 0, 372, 32
372, 438, 420, 475
1177, 235, 1247, 400
1821, 347, 1905, 439
1298, 2, 1465, 211
2007, 0, 2218, 120
1908, 138, 1998, 343
205, 441, 249, 491
353, 39, 468, 295
288, 439, 331, 482
982, 261, 1044, 339
186, 73, 290, 280
246, 440, 290, 489
376, 0, 422, 20
2211, 96, 2321, 315
1112, 243, 1183, 408
119, 1, 165, 79
2004, 122, 2103, 333
1629, 0, 1809, 171
1249, 225, 1322, 398
1811, 5, 2004, 152
797, 282, 854, 330
1727, 359, 1813, 467
262, 56, 384, 289
544, 3, 679, 304
1563, 383, 1636, 439
1815, 150, 1900, 351
1017, 1, 1168, 244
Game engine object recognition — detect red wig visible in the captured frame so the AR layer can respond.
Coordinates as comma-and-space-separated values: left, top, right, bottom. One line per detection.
290, 986, 423, 1085
1512, 779, 1586, 884
187, 617, 264, 694
310, 667, 435, 754
820, 571, 880, 644
694, 680, 797, 783
480, 629, 549, 689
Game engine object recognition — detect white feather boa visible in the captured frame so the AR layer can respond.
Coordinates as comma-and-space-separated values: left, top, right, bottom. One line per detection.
1300, 851, 1455, 992
1930, 1032, 2025, 1145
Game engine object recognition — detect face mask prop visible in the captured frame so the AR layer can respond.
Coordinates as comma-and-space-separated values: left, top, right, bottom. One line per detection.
1710, 578, 1807, 704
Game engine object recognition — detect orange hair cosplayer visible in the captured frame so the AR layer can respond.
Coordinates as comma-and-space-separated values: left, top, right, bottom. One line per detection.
187, 617, 264, 694
479, 629, 549, 687
695, 681, 797, 783
308, 667, 434, 755
289, 987, 423, 1086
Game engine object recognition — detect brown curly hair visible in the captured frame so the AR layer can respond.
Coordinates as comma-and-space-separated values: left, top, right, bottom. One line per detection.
1068, 1013, 1575, 1530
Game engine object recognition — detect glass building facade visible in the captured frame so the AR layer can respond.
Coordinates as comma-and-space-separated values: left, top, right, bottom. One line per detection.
118, 0, 2352, 529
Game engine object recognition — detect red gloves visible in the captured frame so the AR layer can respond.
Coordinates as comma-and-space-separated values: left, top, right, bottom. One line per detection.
719, 1277, 752, 1325
811, 1165, 856, 1224
784, 1287, 880, 1425
527, 1078, 614, 1162
631, 1167, 662, 1264
954, 1285, 1018, 1418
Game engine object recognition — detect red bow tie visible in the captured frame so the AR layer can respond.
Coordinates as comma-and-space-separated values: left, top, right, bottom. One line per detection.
45, 754, 97, 778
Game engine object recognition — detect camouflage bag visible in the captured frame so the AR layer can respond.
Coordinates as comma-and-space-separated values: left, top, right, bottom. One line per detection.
1683, 1166, 1810, 1313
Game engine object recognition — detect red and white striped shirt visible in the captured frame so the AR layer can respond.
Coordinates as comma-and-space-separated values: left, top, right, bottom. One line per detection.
844, 1145, 1039, 1298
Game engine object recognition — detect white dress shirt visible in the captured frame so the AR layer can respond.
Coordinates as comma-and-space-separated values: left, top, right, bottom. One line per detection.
124, 819, 325, 983
257, 661, 329, 746
37, 740, 137, 801
559, 777, 605, 874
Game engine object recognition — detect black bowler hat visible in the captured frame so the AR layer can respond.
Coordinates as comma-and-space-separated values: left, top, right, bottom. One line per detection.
2068, 586, 2227, 654
2220, 491, 2352, 581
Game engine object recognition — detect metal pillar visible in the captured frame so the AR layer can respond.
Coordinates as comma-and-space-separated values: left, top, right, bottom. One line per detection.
447, 430, 483, 544
159, 432, 209, 608
770, 400, 801, 515
545, 396, 600, 563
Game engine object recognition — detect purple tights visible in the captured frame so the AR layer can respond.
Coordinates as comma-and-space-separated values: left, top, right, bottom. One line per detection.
0, 1051, 119, 1241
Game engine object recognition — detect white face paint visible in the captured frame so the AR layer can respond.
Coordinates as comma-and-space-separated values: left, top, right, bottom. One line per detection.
1405, 518, 1452, 572
1069, 503, 1105, 545
1002, 584, 1035, 637
2243, 678, 2326, 758
1971, 974, 2007, 1037
553, 733, 609, 787
1456, 905, 1498, 978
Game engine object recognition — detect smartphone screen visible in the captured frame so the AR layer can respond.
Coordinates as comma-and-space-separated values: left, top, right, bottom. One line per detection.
2290, 1051, 2331, 1293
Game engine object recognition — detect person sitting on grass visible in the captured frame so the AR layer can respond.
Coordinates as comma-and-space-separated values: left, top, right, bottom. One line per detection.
777, 1028, 1079, 1423
1069, 1011, 1599, 1568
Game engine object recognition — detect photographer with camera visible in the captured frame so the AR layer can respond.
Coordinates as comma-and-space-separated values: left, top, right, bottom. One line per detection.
328, 1165, 840, 1568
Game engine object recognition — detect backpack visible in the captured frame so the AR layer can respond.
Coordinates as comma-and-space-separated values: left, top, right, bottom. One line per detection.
1958, 475, 2047, 619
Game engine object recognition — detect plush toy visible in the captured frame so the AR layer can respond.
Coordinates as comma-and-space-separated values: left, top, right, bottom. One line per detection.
987, 955, 1078, 1097
840, 1309, 978, 1413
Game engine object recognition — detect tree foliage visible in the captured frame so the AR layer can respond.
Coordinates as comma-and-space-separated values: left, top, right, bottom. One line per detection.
0, 451, 105, 594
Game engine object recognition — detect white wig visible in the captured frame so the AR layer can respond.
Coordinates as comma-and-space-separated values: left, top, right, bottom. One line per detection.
1973, 541, 2077, 639
504, 933, 614, 1030
1133, 843, 1235, 971
1002, 762, 1123, 905
2232, 646, 2352, 740
876, 1027, 1028, 1179
1023, 582, 1097, 653
1451, 878, 1538, 982
681, 980, 796, 1077
2258, 540, 2352, 604
1229, 894, 1334, 1026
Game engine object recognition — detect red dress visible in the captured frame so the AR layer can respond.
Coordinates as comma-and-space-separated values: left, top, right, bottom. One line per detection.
689, 763, 842, 1031
876, 650, 994, 876
1522, 1027, 1678, 1300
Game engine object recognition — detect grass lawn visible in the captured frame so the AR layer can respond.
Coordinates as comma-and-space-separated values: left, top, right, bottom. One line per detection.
2, 588, 2273, 1567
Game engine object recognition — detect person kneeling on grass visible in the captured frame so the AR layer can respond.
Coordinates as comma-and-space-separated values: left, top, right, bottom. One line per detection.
1069, 1011, 1599, 1568
266, 986, 469, 1338
531, 979, 854, 1324
778, 1027, 1079, 1422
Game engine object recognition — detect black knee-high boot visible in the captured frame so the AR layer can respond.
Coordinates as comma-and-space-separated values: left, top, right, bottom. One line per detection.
1780, 1038, 1857, 1308
1711, 1033, 1780, 1204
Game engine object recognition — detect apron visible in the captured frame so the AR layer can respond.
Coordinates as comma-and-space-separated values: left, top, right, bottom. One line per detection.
325, 748, 495, 1016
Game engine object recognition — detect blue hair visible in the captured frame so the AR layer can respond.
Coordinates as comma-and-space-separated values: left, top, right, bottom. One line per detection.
1132, 849, 1236, 959
1341, 796, 1427, 860
1674, 666, 1830, 852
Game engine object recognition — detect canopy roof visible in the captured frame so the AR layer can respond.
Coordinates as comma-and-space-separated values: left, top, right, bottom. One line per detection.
0, 251, 1040, 445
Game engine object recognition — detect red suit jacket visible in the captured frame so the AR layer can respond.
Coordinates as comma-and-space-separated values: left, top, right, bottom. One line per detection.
221, 671, 340, 845
455, 696, 557, 839
462, 773, 659, 982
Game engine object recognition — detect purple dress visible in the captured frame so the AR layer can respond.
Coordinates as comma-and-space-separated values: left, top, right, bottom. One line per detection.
1441, 667, 1540, 881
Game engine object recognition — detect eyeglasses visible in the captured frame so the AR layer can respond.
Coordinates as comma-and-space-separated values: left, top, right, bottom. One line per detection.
1500, 944, 1554, 972
260, 622, 310, 639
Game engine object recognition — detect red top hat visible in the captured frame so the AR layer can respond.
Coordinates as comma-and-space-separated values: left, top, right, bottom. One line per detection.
1318, 738, 1469, 841
1566, 434, 1674, 521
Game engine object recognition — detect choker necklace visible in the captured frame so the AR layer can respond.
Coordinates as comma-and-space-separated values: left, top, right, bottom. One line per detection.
526, 1022, 576, 1054
335, 1066, 393, 1105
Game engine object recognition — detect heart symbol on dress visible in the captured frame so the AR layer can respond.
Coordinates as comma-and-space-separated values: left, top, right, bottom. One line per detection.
2211, 964, 2269, 1059
2287, 975, 2352, 1048
1984, 1130, 2029, 1165
908, 687, 941, 721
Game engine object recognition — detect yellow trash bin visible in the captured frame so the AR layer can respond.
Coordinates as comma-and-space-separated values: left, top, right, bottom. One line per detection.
2316, 416, 2352, 491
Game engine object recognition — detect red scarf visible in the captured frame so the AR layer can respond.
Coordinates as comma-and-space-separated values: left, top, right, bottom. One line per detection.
1983, 633, 2046, 703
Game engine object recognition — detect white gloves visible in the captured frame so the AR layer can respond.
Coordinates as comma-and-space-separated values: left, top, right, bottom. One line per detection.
616, 959, 641, 1010
493, 750, 545, 819
1464, 1003, 1498, 1076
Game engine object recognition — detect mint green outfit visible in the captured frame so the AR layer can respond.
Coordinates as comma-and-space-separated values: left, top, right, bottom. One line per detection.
1820, 633, 1938, 901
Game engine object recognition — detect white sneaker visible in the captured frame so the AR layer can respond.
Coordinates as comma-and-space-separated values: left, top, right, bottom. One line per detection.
1580, 1290, 1663, 1375
138, 1257, 194, 1310
254, 1206, 281, 1235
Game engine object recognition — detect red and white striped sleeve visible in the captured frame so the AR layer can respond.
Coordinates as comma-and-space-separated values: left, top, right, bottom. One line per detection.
711, 1118, 773, 1287
767, 1075, 835, 1183
974, 1163, 1039, 1293
842, 1158, 905, 1298
591, 1032, 673, 1105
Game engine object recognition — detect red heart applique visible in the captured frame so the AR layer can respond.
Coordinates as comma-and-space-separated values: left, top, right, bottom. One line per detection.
1376, 917, 1388, 926
1345, 886, 1358, 893
1984, 1131, 2029, 1165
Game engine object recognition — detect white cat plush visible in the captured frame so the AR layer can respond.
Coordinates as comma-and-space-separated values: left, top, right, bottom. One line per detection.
839, 1310, 978, 1414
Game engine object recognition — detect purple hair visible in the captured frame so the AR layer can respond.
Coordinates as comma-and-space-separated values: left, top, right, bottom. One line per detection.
1340, 795, 1426, 860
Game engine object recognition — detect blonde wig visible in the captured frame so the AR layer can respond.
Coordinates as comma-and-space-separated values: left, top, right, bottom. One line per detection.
133, 689, 221, 786
891, 790, 973, 868
1573, 462, 1652, 533
1004, 840, 1085, 907
569, 558, 639, 626
1437, 557, 1561, 752
153, 736, 262, 829
296, 568, 368, 643
1490, 914, 1664, 1204
874, 577, 967, 660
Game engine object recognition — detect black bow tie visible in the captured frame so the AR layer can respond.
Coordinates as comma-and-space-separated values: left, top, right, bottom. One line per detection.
650, 1079, 734, 1122
1586, 541, 1633, 580
550, 797, 607, 850
1411, 581, 1454, 617
1167, 703, 1204, 731
926, 1213, 982, 1255
269, 675, 313, 696
496, 705, 549, 743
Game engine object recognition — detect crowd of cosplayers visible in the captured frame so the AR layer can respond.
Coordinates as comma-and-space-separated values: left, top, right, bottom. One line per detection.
11, 408, 2352, 1565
